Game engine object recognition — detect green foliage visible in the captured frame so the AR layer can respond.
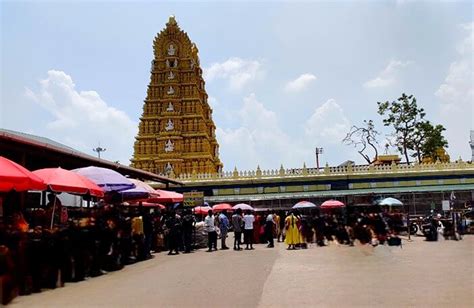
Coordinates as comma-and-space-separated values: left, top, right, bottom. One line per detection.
378, 93, 448, 163
419, 123, 448, 161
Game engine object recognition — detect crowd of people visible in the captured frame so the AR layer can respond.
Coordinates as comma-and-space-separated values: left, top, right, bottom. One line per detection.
0, 193, 453, 305
194, 208, 406, 253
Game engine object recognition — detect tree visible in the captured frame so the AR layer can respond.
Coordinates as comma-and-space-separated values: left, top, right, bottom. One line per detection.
377, 94, 426, 164
342, 120, 380, 164
419, 123, 448, 162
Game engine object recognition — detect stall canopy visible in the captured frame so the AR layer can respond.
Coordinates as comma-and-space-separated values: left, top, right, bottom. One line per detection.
33, 167, 104, 197
0, 156, 46, 192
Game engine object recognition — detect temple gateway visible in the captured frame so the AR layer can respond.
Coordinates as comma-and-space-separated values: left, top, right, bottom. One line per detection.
131, 16, 223, 176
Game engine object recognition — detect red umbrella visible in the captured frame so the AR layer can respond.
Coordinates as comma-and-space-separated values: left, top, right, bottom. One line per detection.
148, 189, 183, 203
33, 167, 104, 197
0, 156, 46, 192
321, 199, 345, 209
194, 206, 212, 215
212, 203, 233, 212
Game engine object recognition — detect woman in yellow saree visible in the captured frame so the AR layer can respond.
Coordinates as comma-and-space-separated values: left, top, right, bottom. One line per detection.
284, 211, 300, 249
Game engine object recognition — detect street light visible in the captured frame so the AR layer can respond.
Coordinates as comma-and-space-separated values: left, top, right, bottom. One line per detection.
315, 147, 323, 170
93, 146, 106, 159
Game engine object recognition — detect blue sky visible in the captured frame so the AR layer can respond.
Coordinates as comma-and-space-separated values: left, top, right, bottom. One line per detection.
1, 0, 472, 172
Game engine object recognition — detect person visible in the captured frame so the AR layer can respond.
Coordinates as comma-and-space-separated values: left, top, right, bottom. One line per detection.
182, 209, 195, 253
218, 210, 230, 250
231, 209, 243, 250
274, 211, 281, 242
204, 210, 217, 251
243, 210, 255, 250
165, 210, 181, 255
285, 211, 300, 250
45, 193, 62, 227
265, 211, 275, 248
140, 205, 154, 259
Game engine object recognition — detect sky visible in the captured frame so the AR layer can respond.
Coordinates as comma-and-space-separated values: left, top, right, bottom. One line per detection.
1, 0, 473, 172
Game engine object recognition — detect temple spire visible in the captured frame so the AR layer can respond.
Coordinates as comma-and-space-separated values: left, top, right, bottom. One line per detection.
131, 17, 223, 176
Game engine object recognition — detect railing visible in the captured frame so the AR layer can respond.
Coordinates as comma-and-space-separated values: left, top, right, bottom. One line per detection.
176, 161, 473, 182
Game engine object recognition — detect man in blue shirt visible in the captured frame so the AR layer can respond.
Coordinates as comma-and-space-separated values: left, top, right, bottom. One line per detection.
218, 210, 230, 250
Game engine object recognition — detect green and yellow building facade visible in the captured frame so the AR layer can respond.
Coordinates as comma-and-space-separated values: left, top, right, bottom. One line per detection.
167, 161, 474, 213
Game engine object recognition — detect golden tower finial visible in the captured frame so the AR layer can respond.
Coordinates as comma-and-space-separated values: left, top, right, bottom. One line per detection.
167, 15, 177, 26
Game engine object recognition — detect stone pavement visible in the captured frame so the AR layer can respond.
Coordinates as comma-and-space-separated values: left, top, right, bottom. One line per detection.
10, 236, 474, 307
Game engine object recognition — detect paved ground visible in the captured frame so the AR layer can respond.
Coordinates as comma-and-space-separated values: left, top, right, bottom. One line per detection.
10, 236, 474, 307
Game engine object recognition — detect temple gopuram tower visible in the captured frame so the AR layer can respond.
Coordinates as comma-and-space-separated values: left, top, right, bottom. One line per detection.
131, 16, 223, 176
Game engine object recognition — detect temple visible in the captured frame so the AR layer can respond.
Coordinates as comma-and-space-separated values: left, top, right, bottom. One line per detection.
131, 16, 223, 176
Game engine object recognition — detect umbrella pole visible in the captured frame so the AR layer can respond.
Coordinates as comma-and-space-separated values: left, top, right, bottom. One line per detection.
50, 195, 57, 229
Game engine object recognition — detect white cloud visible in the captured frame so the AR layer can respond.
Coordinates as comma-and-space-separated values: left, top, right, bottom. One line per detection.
25, 70, 137, 164
284, 73, 317, 92
364, 59, 411, 88
305, 99, 351, 143
215, 94, 354, 170
216, 93, 310, 170
203, 57, 264, 90
435, 22, 474, 160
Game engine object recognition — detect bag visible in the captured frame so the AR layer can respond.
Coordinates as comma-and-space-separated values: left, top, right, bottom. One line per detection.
387, 236, 402, 246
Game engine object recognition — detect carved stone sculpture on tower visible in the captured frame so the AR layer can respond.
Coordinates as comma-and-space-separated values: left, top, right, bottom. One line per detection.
166, 102, 174, 111
168, 71, 175, 80
168, 44, 176, 56
167, 86, 174, 95
165, 139, 174, 152
165, 119, 174, 131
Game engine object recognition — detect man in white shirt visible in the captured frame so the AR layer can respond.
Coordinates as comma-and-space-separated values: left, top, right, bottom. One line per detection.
243, 210, 255, 250
204, 210, 217, 251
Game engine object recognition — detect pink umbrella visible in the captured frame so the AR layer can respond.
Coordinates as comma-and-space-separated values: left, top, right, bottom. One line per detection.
212, 203, 233, 212
148, 189, 183, 203
321, 199, 345, 209
232, 203, 254, 211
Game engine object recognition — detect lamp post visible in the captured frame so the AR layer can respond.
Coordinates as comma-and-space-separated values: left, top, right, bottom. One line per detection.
93, 146, 106, 159
315, 147, 323, 170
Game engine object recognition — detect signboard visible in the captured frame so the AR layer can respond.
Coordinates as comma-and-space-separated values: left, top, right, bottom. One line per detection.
183, 191, 204, 207
442, 200, 450, 211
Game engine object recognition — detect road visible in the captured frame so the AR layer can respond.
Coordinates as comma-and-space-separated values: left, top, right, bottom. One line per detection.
10, 236, 474, 307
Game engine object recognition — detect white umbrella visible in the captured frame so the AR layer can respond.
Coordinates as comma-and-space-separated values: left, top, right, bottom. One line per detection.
292, 201, 317, 209
378, 197, 403, 206
232, 203, 254, 211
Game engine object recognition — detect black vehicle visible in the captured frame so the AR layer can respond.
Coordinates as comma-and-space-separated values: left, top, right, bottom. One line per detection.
420, 216, 443, 241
